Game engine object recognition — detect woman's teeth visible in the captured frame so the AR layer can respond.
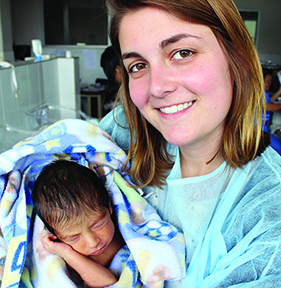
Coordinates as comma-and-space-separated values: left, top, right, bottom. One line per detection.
160, 102, 193, 114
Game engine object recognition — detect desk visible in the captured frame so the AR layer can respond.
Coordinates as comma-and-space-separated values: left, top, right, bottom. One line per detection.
80, 84, 105, 118
81, 93, 103, 118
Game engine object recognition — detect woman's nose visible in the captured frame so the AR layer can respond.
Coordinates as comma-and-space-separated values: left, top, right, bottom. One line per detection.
149, 64, 176, 98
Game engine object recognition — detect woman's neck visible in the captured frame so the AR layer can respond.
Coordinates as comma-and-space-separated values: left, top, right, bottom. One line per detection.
179, 139, 224, 178
180, 151, 224, 178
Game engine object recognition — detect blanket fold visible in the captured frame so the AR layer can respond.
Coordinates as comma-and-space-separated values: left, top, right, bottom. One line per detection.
0, 119, 185, 288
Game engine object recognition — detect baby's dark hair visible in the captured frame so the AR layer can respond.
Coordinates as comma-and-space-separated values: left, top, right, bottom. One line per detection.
32, 160, 110, 233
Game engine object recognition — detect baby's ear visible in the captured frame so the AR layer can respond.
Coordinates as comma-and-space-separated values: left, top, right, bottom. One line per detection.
89, 162, 100, 176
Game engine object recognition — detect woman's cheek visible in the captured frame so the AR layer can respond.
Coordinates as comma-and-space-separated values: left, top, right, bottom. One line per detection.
129, 81, 147, 108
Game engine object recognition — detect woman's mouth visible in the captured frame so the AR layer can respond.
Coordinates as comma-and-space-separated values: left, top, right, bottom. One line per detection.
159, 101, 194, 114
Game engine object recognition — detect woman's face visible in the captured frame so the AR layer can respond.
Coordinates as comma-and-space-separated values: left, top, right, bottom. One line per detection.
119, 7, 233, 151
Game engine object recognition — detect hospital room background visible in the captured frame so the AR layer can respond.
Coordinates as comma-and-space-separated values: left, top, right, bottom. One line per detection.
0, 0, 281, 153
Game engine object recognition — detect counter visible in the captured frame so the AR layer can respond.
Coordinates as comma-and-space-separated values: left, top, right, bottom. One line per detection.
0, 57, 81, 153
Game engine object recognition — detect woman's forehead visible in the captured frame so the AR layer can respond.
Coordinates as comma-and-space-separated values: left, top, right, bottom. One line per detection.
119, 7, 214, 51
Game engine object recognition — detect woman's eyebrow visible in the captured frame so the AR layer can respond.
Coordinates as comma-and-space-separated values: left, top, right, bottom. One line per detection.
160, 33, 202, 49
122, 33, 202, 60
122, 51, 142, 60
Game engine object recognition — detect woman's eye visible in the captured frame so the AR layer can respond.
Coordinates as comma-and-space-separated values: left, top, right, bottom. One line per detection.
129, 63, 148, 73
173, 49, 193, 60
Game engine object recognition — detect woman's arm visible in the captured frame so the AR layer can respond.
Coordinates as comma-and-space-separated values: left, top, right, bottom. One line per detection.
270, 85, 281, 102
41, 234, 117, 288
266, 102, 281, 112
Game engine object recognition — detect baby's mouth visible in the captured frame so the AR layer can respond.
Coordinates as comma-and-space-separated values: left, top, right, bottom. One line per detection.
91, 244, 107, 256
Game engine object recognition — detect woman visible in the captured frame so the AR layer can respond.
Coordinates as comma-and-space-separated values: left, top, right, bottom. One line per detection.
99, 0, 281, 286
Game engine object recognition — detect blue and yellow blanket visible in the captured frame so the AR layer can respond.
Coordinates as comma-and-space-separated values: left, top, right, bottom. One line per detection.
0, 119, 185, 288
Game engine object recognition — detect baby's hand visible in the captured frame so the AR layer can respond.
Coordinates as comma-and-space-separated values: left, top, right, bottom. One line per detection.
41, 233, 73, 258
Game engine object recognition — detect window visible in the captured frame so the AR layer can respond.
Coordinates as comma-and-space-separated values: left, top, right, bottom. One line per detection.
44, 0, 108, 45
239, 10, 259, 45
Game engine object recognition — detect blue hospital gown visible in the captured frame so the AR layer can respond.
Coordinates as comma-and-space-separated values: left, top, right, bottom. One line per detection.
99, 107, 281, 287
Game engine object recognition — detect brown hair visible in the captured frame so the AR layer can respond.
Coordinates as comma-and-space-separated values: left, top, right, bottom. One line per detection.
107, 0, 267, 188
32, 160, 110, 233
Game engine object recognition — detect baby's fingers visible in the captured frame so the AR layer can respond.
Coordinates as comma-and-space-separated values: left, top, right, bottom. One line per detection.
41, 233, 57, 249
47, 233, 57, 241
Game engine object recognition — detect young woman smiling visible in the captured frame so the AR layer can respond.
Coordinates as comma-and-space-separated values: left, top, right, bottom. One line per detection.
99, 0, 281, 286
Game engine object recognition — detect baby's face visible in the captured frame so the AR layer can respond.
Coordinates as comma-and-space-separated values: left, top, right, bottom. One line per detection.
55, 208, 115, 257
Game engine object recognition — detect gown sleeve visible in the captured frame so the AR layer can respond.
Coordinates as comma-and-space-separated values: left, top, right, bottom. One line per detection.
187, 148, 281, 288
99, 106, 131, 154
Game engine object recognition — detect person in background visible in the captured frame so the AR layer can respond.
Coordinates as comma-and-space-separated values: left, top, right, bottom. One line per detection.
100, 46, 122, 115
262, 68, 281, 153
264, 69, 281, 103
99, 0, 281, 286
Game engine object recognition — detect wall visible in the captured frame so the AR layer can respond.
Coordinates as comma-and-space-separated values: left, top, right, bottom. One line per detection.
42, 45, 107, 86
0, 0, 14, 61
0, 3, 4, 61
234, 0, 281, 63
10, 0, 43, 45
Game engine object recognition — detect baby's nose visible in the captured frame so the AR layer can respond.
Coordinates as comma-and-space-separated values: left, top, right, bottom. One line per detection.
85, 234, 100, 248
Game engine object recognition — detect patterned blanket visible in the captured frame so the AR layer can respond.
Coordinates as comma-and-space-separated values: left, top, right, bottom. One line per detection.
0, 119, 185, 288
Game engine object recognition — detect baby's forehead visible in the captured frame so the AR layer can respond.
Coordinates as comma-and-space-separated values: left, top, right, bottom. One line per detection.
55, 208, 108, 234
